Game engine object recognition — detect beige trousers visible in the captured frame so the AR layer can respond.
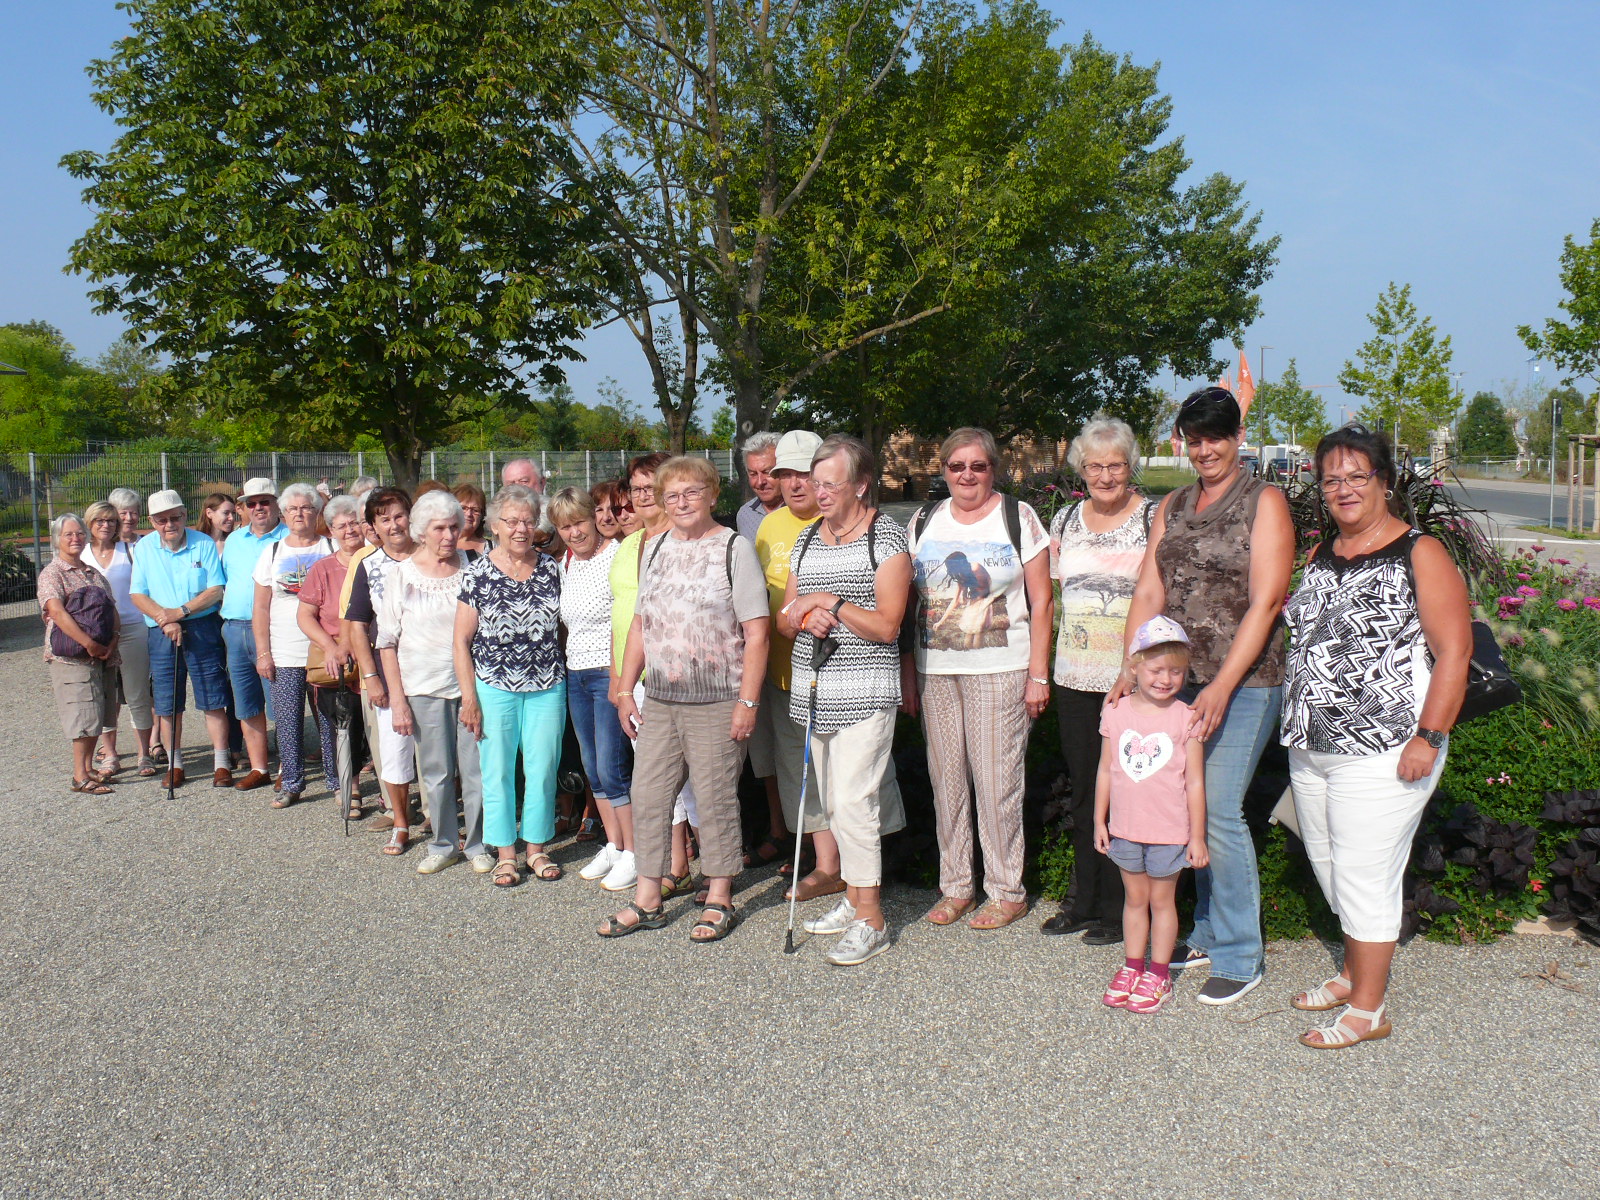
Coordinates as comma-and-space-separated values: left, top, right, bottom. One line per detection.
631, 699, 747, 879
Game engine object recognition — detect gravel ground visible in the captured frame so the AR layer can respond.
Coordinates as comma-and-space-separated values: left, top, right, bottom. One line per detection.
1, 614, 1596, 1200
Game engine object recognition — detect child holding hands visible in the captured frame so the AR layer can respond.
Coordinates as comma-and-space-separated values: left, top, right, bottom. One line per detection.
1095, 616, 1209, 1013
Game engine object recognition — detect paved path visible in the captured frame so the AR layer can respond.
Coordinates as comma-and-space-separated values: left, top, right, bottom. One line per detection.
1, 615, 1596, 1198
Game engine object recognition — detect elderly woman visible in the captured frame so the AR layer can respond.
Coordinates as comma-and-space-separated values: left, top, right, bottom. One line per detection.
906, 427, 1054, 930
297, 495, 370, 820
454, 485, 566, 887
1282, 426, 1470, 1047
378, 489, 492, 876
110, 485, 165, 765
603, 456, 770, 939
780, 436, 911, 965
39, 514, 121, 794
1120, 386, 1295, 1005
1041, 414, 1155, 944
197, 493, 238, 554
590, 480, 629, 543
82, 500, 153, 777
454, 481, 490, 556
550, 487, 635, 886
344, 487, 420, 853
252, 482, 335, 808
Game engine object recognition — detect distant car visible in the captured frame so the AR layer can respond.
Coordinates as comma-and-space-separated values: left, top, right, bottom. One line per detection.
1266, 457, 1292, 480
1240, 453, 1261, 477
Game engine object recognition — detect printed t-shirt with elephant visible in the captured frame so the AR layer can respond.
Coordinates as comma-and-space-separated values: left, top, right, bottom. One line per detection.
908, 498, 1048, 674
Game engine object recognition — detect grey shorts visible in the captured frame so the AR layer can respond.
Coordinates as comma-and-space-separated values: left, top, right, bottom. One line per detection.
1107, 837, 1188, 879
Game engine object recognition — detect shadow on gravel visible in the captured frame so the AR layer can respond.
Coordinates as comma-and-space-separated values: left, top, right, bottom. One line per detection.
0, 613, 39, 656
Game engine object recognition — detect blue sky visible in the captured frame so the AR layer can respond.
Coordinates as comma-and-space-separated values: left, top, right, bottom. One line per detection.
4, 2, 1598, 426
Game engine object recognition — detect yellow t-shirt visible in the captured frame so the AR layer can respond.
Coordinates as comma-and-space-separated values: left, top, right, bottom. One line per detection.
608, 529, 650, 676
755, 507, 820, 691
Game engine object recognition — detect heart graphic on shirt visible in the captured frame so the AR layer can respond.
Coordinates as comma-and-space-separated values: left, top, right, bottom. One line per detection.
1118, 729, 1173, 782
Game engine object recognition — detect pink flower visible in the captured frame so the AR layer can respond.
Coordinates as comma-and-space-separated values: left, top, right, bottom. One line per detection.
1071, 490, 1085, 499
1430, 479, 1444, 486
1553, 557, 1571, 565
1517, 573, 1531, 581
1531, 880, 1544, 893
1584, 596, 1600, 611
1485, 777, 1495, 784
1505, 633, 1526, 647
1045, 483, 1057, 492
1517, 586, 1542, 597
1532, 543, 1546, 552
1559, 599, 1579, 611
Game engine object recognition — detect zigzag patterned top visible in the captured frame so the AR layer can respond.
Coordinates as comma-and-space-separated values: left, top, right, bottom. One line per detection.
1281, 531, 1432, 754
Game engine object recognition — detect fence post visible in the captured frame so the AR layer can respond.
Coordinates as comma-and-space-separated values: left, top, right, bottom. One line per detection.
270, 452, 280, 490
357, 450, 364, 479
429, 450, 437, 479
28, 453, 42, 578
585, 451, 591, 488
488, 451, 496, 491
540, 450, 548, 484
160, 451, 169, 491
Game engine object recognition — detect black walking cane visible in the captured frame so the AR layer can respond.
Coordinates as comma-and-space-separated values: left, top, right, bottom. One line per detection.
166, 623, 182, 803
783, 634, 839, 954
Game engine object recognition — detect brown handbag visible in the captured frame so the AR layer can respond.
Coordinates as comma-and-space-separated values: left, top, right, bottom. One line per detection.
306, 640, 358, 690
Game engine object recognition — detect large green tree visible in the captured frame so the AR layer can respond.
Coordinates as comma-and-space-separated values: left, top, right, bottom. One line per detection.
1339, 282, 1457, 452
64, 0, 602, 489
0, 327, 140, 454
762, 14, 1277, 451
1519, 218, 1600, 435
1456, 390, 1518, 459
1247, 358, 1328, 450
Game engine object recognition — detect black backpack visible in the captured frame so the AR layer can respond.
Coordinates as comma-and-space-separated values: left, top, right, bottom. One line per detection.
50, 584, 117, 658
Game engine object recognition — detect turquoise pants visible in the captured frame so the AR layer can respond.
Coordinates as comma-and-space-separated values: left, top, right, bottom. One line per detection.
476, 678, 567, 848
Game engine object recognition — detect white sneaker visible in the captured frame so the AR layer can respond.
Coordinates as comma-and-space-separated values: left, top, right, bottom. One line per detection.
416, 850, 460, 875
803, 897, 857, 936
825, 920, 891, 966
600, 850, 638, 892
468, 853, 497, 874
580, 842, 620, 881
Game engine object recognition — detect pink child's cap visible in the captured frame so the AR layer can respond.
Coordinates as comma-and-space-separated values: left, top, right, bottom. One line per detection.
1129, 615, 1190, 654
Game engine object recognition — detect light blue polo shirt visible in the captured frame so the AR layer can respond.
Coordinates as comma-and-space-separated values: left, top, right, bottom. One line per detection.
220, 522, 288, 619
129, 529, 227, 626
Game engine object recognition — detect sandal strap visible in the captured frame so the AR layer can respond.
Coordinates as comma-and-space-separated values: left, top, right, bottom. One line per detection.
1301, 975, 1353, 1007
1308, 1002, 1386, 1045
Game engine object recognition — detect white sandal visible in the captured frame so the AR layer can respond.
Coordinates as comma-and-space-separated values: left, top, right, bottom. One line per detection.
1292, 974, 1352, 1012
1300, 1002, 1392, 1049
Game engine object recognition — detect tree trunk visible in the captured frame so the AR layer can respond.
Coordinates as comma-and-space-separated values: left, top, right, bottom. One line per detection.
381, 417, 422, 493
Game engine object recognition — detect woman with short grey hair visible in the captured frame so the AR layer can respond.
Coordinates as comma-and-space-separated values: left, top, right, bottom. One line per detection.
108, 488, 142, 547
1041, 412, 1153, 943
379, 490, 493, 876
39, 513, 122, 793
83, 499, 150, 776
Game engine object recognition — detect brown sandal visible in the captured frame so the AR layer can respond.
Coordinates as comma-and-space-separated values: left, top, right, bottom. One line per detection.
782, 871, 846, 903
491, 859, 521, 888
967, 898, 1029, 930
70, 778, 114, 796
924, 895, 976, 925
527, 852, 563, 881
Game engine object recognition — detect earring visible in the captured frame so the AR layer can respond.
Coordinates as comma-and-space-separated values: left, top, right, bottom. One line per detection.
1384, 488, 1394, 500
857, 492, 865, 500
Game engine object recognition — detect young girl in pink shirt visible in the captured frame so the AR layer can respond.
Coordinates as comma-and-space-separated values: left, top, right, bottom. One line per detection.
1095, 616, 1209, 1013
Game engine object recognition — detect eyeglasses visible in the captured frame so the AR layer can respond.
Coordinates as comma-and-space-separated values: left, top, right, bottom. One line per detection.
501, 517, 537, 529
661, 487, 707, 506
813, 479, 855, 495
944, 460, 991, 476
1082, 462, 1130, 477
90, 517, 117, 526
461, 506, 483, 516
629, 485, 656, 498
1319, 471, 1378, 493
283, 505, 317, 516
244, 498, 274, 508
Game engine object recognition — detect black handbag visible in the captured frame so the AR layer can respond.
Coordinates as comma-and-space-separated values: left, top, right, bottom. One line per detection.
1456, 618, 1523, 724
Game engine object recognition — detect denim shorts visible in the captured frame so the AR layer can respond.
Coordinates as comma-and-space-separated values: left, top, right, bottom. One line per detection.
148, 613, 231, 716
1107, 836, 1188, 879
222, 618, 268, 720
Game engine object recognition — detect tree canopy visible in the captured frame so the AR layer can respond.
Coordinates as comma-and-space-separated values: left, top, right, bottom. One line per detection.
0, 326, 146, 454
1519, 218, 1600, 435
1338, 282, 1457, 452
1456, 390, 1518, 459
64, 0, 604, 488
1243, 358, 1328, 451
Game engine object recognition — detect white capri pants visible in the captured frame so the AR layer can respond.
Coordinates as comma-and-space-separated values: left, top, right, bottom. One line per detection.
375, 701, 417, 786
810, 707, 898, 888
1289, 740, 1447, 942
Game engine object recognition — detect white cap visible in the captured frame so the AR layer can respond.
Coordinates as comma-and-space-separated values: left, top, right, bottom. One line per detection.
239, 477, 276, 500
773, 430, 824, 474
147, 489, 185, 516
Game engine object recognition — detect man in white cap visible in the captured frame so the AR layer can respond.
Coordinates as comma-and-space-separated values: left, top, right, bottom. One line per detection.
128, 490, 233, 789
736, 431, 783, 543
218, 478, 287, 790
745, 430, 907, 892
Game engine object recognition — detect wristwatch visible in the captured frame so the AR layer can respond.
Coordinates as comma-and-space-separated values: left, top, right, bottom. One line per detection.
179, 603, 189, 618
1416, 727, 1447, 749
830, 598, 846, 617
737, 698, 759, 709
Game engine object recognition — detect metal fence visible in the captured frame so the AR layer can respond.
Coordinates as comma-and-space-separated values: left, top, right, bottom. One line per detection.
0, 447, 735, 614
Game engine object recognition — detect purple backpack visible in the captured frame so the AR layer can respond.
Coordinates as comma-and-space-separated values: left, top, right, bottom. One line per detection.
49, 584, 117, 658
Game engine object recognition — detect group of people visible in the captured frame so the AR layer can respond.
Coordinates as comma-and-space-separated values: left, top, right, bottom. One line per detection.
39, 394, 1471, 1048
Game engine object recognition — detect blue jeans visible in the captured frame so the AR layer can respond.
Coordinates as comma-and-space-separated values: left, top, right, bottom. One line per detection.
148, 614, 230, 716
1182, 683, 1281, 983
477, 679, 567, 848
222, 619, 269, 720
566, 667, 632, 806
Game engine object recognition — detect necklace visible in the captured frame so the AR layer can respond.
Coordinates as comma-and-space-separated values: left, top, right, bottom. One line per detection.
497, 550, 535, 580
1336, 519, 1394, 559
824, 508, 869, 544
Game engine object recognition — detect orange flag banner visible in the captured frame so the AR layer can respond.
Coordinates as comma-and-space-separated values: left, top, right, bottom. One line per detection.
1237, 351, 1256, 418
1170, 431, 1182, 455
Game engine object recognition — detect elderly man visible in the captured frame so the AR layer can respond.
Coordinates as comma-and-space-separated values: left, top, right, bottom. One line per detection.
736, 432, 783, 543
748, 431, 907, 894
502, 456, 563, 555
129, 489, 233, 789
218, 478, 287, 790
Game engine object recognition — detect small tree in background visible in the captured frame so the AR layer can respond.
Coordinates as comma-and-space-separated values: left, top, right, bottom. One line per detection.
1339, 282, 1457, 452
1247, 358, 1329, 450
1519, 218, 1600, 435
1457, 391, 1518, 458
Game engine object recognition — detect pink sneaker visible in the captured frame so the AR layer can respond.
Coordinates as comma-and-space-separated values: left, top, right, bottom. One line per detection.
1126, 970, 1173, 1014
1102, 965, 1140, 1008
